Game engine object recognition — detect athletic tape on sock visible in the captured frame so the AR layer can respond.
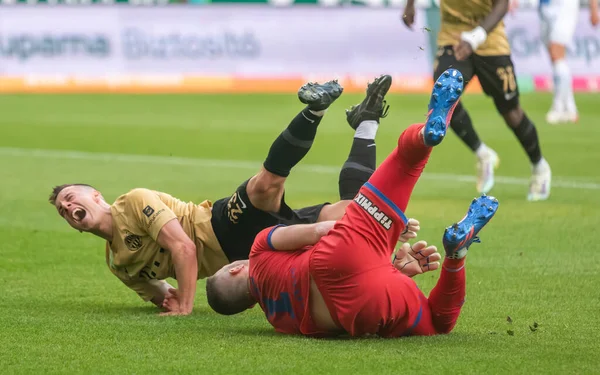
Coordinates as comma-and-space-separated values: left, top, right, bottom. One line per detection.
355, 120, 379, 140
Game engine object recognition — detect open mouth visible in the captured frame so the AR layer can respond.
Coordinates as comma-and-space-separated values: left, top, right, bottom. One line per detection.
72, 208, 87, 221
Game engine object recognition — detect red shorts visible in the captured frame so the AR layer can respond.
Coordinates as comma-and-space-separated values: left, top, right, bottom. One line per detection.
308, 188, 424, 338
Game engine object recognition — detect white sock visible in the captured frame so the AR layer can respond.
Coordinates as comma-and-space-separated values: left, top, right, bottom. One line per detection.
533, 157, 549, 173
309, 109, 326, 117
475, 143, 491, 159
565, 96, 578, 115
564, 77, 578, 114
552, 59, 573, 113
355, 120, 379, 140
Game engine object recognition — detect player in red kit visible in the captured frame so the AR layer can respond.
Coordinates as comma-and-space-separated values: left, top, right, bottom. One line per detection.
205, 68, 499, 338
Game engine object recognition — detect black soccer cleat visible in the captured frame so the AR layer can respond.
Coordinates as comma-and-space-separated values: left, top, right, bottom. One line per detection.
345, 74, 392, 129
298, 80, 344, 111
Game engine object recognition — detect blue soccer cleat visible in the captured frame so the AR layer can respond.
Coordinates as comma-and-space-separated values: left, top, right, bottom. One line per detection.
443, 195, 499, 259
424, 68, 464, 147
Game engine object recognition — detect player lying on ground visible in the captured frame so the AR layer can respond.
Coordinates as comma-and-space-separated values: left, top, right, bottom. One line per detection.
206, 69, 499, 338
403, 0, 551, 201
49, 76, 433, 316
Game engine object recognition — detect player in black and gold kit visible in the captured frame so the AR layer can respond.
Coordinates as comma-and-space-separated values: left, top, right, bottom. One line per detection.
403, 0, 551, 201
50, 76, 420, 316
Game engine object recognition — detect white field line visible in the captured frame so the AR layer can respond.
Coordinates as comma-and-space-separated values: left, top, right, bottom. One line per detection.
1, 147, 599, 190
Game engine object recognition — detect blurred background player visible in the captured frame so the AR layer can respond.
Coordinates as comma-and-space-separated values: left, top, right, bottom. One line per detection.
536, 0, 599, 124
403, 0, 552, 201
49, 76, 394, 316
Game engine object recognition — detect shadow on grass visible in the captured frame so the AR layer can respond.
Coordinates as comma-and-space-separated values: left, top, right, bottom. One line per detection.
11, 298, 166, 317
216, 325, 471, 343
13, 298, 476, 344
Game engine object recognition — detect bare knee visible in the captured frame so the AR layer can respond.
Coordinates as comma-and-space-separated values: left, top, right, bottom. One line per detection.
317, 201, 351, 221
246, 168, 286, 212
501, 106, 524, 129
548, 43, 566, 62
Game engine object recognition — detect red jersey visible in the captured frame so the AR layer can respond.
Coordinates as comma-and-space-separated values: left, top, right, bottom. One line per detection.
249, 226, 326, 336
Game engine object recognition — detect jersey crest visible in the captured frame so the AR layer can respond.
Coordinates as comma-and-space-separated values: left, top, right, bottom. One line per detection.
125, 234, 143, 250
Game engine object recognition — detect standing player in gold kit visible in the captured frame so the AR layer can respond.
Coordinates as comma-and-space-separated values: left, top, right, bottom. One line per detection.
403, 0, 551, 201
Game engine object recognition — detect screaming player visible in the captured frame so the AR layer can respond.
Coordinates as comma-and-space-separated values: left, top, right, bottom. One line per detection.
205, 69, 499, 338
403, 0, 551, 201
50, 75, 430, 316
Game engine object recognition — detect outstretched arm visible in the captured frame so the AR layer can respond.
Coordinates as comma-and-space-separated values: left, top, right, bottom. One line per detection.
268, 221, 335, 251
156, 220, 198, 316
454, 0, 509, 60
124, 188, 198, 316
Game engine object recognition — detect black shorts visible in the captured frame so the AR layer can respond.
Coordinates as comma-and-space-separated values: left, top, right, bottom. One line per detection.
434, 45, 520, 114
211, 179, 329, 262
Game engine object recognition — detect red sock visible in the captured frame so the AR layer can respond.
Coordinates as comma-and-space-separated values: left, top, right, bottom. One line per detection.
426, 258, 467, 334
352, 123, 432, 255
366, 123, 430, 213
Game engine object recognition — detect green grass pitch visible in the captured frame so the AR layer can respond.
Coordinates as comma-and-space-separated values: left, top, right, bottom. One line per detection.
1, 92, 599, 374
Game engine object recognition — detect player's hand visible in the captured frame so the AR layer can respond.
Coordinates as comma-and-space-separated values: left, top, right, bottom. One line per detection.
160, 288, 192, 316
393, 241, 441, 278
402, 5, 416, 29
159, 301, 192, 316
453, 40, 474, 61
161, 288, 180, 312
398, 218, 420, 243
591, 11, 599, 27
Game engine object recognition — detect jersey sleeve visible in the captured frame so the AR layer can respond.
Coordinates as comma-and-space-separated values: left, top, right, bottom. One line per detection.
106, 243, 167, 303
125, 188, 178, 241
250, 225, 285, 257
120, 278, 159, 302
106, 265, 161, 302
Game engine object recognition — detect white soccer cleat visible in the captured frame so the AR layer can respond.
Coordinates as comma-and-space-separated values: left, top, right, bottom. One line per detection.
527, 158, 552, 201
546, 110, 579, 125
546, 110, 564, 125
563, 111, 579, 123
476, 148, 500, 194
